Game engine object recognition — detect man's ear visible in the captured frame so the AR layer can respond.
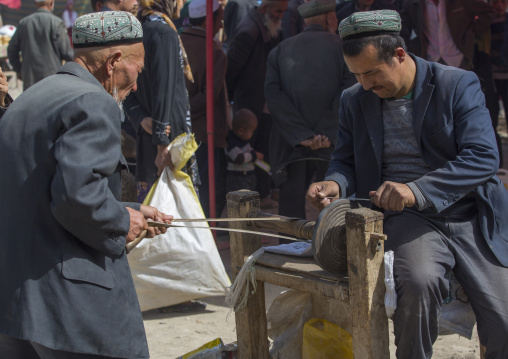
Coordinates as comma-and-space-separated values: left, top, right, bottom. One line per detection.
106, 50, 122, 76
258, 3, 268, 14
395, 47, 406, 64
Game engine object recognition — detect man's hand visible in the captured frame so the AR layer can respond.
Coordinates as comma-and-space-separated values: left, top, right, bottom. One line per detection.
369, 181, 416, 211
141, 117, 171, 137
255, 151, 264, 161
140, 204, 173, 238
306, 180, 340, 210
126, 207, 148, 244
155, 145, 174, 176
300, 135, 331, 150
0, 69, 8, 107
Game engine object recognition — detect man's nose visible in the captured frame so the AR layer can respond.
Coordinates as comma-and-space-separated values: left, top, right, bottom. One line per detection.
359, 76, 373, 91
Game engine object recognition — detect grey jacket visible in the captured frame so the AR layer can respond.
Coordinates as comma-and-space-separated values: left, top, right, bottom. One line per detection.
0, 62, 148, 358
7, 9, 73, 90
265, 24, 355, 186
226, 8, 280, 114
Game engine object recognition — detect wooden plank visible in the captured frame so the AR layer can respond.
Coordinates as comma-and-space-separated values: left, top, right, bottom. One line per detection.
255, 266, 349, 303
256, 252, 346, 282
227, 190, 269, 359
346, 208, 390, 359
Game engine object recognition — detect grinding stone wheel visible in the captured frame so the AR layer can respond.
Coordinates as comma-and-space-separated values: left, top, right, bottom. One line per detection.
312, 199, 361, 275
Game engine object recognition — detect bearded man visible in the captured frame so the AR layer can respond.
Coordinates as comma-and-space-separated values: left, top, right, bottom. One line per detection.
226, 0, 288, 207
0, 11, 172, 359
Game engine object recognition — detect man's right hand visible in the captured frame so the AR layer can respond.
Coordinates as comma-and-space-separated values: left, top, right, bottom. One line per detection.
126, 207, 148, 244
306, 180, 340, 210
155, 145, 174, 176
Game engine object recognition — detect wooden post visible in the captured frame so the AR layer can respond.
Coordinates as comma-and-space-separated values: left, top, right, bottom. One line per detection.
226, 190, 269, 359
346, 208, 389, 359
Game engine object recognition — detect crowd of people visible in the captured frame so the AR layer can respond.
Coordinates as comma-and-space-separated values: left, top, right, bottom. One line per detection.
2, 0, 508, 358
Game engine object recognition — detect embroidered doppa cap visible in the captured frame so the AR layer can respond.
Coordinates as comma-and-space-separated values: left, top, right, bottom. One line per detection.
72, 11, 143, 49
297, 0, 335, 19
189, 0, 220, 18
338, 10, 401, 40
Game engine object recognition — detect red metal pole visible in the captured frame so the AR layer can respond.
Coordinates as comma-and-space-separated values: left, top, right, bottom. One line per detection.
206, 0, 216, 237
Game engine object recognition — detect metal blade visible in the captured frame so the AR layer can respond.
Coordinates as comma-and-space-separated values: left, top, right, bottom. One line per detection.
169, 217, 282, 223
147, 222, 306, 242
321, 197, 374, 202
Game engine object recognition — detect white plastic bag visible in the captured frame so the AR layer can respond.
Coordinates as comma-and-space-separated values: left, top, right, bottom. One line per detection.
128, 133, 230, 311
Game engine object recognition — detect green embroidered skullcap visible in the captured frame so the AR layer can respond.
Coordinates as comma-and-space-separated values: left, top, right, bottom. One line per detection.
297, 0, 335, 18
338, 10, 401, 40
72, 11, 143, 49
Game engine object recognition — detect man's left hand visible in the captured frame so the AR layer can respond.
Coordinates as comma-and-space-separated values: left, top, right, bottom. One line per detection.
369, 181, 416, 211
139, 204, 173, 238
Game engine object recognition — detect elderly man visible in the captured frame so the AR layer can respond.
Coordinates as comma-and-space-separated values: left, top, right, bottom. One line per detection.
307, 10, 508, 358
0, 11, 172, 359
7, 0, 73, 90
226, 0, 288, 208
265, 0, 355, 220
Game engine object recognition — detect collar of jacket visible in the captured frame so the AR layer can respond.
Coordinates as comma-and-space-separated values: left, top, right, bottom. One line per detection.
57, 62, 108, 91
248, 7, 272, 43
303, 23, 326, 33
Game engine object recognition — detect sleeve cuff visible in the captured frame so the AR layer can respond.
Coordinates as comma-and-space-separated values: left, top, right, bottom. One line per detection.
407, 182, 432, 211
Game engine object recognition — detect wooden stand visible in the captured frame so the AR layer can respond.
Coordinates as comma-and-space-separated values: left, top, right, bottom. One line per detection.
227, 190, 389, 359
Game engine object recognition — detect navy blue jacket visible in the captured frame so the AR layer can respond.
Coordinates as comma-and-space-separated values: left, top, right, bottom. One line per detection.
325, 56, 508, 266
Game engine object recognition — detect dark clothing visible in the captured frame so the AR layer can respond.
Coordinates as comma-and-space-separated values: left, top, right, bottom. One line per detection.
0, 62, 147, 358
181, 27, 229, 216
265, 24, 355, 187
223, 0, 258, 51
7, 9, 73, 90
278, 160, 328, 219
124, 19, 189, 183
226, 170, 257, 193
336, 0, 395, 26
281, 0, 304, 40
196, 145, 228, 217
180, 27, 229, 148
225, 130, 258, 193
226, 8, 280, 114
325, 56, 508, 357
399, 0, 494, 70
0, 334, 126, 359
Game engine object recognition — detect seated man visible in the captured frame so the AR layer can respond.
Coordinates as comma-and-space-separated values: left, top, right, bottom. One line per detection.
307, 10, 508, 358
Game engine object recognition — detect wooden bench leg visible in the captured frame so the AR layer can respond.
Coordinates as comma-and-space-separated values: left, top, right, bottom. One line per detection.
227, 190, 269, 359
346, 208, 390, 359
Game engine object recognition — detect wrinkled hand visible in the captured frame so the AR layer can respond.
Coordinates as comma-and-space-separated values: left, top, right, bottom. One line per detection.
155, 145, 174, 176
0, 69, 8, 107
126, 207, 148, 244
255, 151, 264, 161
369, 181, 416, 211
300, 135, 331, 150
306, 180, 340, 210
140, 204, 173, 238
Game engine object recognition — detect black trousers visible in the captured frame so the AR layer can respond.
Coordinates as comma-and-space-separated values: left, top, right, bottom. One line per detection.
278, 160, 328, 220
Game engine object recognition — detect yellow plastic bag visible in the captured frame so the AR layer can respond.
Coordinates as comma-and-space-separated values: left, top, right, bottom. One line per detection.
302, 318, 353, 359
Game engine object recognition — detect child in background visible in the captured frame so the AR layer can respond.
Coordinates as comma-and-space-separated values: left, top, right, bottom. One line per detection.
225, 109, 263, 193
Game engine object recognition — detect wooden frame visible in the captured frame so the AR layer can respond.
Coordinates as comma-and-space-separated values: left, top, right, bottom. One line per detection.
227, 190, 389, 359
